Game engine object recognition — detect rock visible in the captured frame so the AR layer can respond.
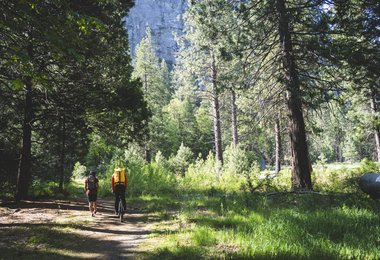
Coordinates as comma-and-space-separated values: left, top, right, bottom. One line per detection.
359, 173, 380, 199
125, 0, 187, 68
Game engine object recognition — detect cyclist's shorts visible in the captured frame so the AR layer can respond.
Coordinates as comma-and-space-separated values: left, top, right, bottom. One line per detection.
114, 184, 126, 193
88, 193, 97, 202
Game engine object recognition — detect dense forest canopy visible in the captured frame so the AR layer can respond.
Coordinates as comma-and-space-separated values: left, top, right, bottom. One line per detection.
0, 0, 379, 199
0, 0, 148, 199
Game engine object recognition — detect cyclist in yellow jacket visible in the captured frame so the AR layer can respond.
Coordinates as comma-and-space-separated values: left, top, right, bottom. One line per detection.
111, 168, 127, 215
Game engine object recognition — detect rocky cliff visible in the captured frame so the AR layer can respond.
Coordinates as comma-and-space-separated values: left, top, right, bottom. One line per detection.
125, 0, 187, 68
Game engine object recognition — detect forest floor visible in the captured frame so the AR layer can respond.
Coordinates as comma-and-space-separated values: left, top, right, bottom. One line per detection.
0, 198, 158, 259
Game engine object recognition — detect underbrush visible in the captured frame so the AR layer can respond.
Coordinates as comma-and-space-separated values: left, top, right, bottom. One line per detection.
142, 191, 380, 259
27, 179, 84, 200
135, 156, 380, 259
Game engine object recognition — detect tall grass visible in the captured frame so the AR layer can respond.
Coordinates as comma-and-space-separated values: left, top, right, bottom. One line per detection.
142, 191, 380, 259
133, 152, 380, 259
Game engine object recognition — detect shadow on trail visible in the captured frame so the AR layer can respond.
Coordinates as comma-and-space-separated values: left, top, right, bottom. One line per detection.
1, 199, 88, 211
95, 199, 171, 224
0, 222, 141, 259
0, 197, 165, 259
0, 222, 151, 236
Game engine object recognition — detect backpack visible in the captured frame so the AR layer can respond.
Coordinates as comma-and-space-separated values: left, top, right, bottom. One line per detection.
114, 168, 126, 185
87, 175, 97, 191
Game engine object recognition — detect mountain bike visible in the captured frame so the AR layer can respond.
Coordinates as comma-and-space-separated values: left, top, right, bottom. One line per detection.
117, 195, 125, 222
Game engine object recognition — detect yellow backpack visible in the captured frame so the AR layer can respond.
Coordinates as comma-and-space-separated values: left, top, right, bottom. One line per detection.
114, 168, 126, 185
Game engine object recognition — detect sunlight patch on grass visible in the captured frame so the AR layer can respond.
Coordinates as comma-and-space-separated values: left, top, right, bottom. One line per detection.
144, 192, 380, 259
192, 227, 217, 246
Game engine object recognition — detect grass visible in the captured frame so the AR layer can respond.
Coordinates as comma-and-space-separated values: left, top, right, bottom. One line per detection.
140, 189, 380, 259
135, 161, 380, 259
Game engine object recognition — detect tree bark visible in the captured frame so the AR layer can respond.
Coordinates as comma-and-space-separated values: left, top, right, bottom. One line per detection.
276, 0, 312, 190
231, 89, 238, 148
275, 116, 282, 174
334, 131, 343, 162
15, 76, 33, 201
369, 88, 380, 170
211, 54, 223, 164
59, 114, 66, 191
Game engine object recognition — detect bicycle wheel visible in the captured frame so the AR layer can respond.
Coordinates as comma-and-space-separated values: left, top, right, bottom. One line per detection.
118, 199, 124, 222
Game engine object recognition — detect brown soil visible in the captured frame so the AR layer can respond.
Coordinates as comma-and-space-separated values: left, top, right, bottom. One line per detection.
0, 198, 154, 259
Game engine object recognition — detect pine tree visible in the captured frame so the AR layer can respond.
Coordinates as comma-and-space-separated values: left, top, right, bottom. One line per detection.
0, 0, 147, 199
329, 1, 379, 168
175, 0, 241, 164
133, 27, 172, 160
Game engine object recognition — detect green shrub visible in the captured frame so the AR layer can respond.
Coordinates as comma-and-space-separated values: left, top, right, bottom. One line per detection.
168, 143, 194, 176
72, 162, 87, 179
182, 153, 218, 193
223, 145, 250, 176
65, 179, 85, 198
271, 168, 292, 191
313, 163, 366, 193
142, 162, 178, 195
29, 180, 67, 199
360, 158, 379, 173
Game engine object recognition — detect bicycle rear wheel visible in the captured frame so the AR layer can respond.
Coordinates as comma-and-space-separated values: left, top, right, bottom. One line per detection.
118, 200, 124, 222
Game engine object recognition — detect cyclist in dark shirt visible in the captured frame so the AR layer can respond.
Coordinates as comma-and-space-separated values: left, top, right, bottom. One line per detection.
84, 171, 99, 217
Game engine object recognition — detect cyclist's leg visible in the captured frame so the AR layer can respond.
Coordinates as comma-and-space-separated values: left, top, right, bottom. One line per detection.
91, 202, 95, 216
87, 193, 92, 213
121, 190, 126, 212
114, 190, 120, 214
93, 193, 98, 214
118, 195, 123, 213
88, 201, 92, 214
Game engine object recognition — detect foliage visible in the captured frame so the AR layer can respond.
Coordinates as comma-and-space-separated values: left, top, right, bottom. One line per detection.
0, 0, 148, 198
223, 145, 250, 176
72, 162, 87, 179
140, 162, 380, 260
62, 136, 380, 201
182, 152, 220, 193
1, 0, 379, 222
29, 181, 66, 199
168, 143, 194, 176
360, 158, 380, 173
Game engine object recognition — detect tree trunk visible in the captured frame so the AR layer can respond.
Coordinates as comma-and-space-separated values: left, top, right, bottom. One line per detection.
334, 131, 344, 162
231, 89, 238, 148
276, 0, 312, 190
15, 76, 33, 201
212, 54, 223, 164
59, 114, 66, 191
275, 116, 282, 174
370, 88, 380, 170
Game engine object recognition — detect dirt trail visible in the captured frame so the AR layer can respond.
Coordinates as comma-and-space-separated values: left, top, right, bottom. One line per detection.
0, 198, 154, 259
